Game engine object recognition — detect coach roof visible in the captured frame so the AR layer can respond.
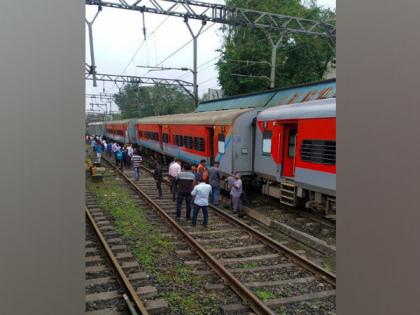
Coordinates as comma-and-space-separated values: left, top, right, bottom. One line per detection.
137, 108, 253, 125
257, 98, 336, 121
104, 119, 130, 125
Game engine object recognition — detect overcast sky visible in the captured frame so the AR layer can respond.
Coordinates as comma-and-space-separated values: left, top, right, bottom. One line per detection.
85, 0, 336, 113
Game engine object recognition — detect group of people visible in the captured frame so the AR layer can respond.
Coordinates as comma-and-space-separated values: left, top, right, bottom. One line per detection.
87, 135, 143, 181
164, 158, 244, 227
87, 135, 245, 227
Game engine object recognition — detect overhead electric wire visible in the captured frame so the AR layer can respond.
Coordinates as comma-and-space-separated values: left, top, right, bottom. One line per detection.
143, 22, 216, 76
121, 9, 177, 75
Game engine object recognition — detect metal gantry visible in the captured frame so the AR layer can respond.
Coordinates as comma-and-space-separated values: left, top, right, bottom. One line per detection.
86, 0, 335, 39
85, 0, 336, 99
85, 71, 195, 98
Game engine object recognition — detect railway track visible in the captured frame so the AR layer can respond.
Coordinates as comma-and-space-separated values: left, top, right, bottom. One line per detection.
100, 156, 336, 315
142, 158, 336, 273
85, 197, 168, 315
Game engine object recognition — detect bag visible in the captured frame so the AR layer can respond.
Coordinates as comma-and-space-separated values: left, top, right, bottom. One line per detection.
116, 151, 123, 160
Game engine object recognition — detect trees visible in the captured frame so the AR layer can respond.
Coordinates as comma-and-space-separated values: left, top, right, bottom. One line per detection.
217, 0, 336, 96
114, 84, 195, 118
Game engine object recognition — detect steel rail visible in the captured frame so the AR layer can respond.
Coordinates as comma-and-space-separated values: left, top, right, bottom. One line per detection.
102, 157, 275, 315
140, 164, 336, 288
85, 206, 150, 315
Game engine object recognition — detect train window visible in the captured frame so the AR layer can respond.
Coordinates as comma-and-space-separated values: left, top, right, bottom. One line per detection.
154, 132, 159, 141
194, 137, 205, 152
262, 130, 272, 155
301, 139, 336, 165
183, 136, 193, 149
138, 130, 143, 138
288, 130, 297, 157
175, 135, 183, 147
162, 133, 169, 143
217, 134, 225, 154
117, 130, 123, 136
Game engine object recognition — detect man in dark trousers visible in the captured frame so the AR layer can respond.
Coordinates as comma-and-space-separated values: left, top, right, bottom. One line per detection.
175, 164, 196, 220
153, 160, 163, 199
208, 161, 222, 207
191, 177, 212, 227
131, 149, 142, 181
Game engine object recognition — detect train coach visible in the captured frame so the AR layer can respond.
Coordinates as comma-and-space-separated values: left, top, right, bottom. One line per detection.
135, 108, 259, 177
86, 121, 105, 137
255, 98, 336, 214
86, 98, 336, 215
103, 119, 137, 144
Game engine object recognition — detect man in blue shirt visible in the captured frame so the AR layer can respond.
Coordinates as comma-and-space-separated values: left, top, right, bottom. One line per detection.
191, 177, 212, 227
96, 141, 103, 163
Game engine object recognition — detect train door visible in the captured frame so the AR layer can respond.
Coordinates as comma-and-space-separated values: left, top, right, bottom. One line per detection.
281, 123, 298, 178
208, 127, 215, 166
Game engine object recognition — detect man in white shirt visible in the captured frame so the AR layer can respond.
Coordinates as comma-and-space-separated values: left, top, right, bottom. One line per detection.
168, 159, 181, 201
191, 177, 212, 227
127, 144, 134, 166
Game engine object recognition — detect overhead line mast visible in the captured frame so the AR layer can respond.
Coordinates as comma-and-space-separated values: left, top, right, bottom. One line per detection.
85, 0, 336, 103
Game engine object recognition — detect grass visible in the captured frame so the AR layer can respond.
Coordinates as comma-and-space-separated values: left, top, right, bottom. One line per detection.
243, 261, 257, 269
86, 171, 221, 315
321, 256, 336, 273
255, 289, 274, 301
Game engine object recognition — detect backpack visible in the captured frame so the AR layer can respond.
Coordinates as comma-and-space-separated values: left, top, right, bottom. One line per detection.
116, 151, 123, 160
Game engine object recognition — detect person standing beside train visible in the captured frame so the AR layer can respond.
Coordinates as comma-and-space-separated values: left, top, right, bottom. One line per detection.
169, 159, 181, 201
225, 172, 236, 211
191, 177, 212, 227
131, 149, 142, 181
208, 161, 222, 207
175, 164, 195, 220
197, 159, 209, 183
230, 172, 244, 217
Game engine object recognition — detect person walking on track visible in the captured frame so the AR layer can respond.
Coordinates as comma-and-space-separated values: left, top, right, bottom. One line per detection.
169, 158, 181, 201
208, 161, 222, 207
127, 144, 133, 167
230, 172, 244, 217
106, 141, 112, 157
95, 140, 104, 163
175, 164, 196, 220
153, 160, 163, 199
116, 146, 123, 170
191, 177, 212, 227
112, 142, 119, 164
122, 145, 129, 168
131, 149, 142, 181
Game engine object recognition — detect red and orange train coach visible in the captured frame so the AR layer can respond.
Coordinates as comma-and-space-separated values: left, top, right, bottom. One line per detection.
255, 99, 336, 214
104, 120, 132, 144
135, 108, 258, 177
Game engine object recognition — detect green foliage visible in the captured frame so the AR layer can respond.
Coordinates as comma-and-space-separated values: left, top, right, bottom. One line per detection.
114, 84, 195, 119
243, 261, 257, 269
255, 289, 274, 301
86, 172, 221, 315
217, 0, 336, 96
